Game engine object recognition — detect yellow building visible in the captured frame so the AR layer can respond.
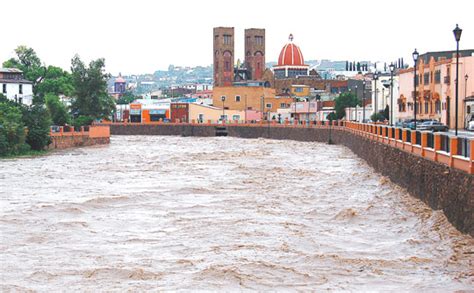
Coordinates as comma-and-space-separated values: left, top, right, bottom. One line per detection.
290, 85, 311, 98
188, 103, 245, 122
212, 86, 293, 113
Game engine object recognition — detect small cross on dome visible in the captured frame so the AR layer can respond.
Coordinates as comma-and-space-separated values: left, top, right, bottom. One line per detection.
289, 34, 294, 42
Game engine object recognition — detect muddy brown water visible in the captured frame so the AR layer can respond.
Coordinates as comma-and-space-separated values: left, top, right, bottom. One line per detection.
0, 136, 473, 291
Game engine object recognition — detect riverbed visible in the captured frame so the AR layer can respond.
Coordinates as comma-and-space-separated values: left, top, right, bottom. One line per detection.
0, 136, 472, 290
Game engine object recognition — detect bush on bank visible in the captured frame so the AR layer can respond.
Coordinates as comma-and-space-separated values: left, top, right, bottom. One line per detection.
0, 94, 51, 157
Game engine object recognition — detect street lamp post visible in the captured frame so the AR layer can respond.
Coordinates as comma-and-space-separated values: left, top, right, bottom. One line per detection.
362, 81, 366, 123
453, 24, 462, 136
389, 63, 395, 126
221, 96, 226, 123
374, 72, 379, 115
413, 49, 419, 130
355, 85, 358, 122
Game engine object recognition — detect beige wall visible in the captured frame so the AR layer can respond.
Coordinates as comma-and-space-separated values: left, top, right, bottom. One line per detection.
188, 104, 245, 122
212, 86, 276, 111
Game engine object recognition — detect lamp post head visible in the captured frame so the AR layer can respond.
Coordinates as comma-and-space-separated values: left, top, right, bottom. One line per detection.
465, 74, 469, 80
374, 72, 379, 80
221, 96, 226, 102
453, 24, 462, 42
389, 63, 395, 73
412, 49, 419, 64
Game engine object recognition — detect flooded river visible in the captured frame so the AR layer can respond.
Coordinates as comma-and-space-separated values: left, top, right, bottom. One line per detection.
1, 136, 473, 290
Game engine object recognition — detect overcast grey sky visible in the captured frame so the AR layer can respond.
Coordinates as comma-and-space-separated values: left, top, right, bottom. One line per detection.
2, 0, 473, 75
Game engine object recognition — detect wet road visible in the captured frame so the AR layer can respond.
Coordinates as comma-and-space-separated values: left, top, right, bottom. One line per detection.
0, 136, 473, 290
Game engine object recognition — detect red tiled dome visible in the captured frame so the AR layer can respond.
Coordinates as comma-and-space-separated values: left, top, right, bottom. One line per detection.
277, 34, 305, 66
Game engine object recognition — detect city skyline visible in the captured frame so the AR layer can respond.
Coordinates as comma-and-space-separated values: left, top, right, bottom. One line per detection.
2, 0, 473, 75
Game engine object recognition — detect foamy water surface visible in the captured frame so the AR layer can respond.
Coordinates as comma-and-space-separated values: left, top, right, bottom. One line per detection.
0, 135, 473, 291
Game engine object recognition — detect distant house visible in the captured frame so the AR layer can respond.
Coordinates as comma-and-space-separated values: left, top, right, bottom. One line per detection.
0, 68, 33, 105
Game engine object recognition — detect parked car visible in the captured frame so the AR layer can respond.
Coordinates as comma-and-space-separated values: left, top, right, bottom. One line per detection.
403, 119, 437, 130
468, 119, 474, 131
417, 121, 449, 132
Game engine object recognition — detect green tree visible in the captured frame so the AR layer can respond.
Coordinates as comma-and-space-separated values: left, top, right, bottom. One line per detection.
383, 105, 390, 121
371, 112, 386, 122
327, 112, 337, 121
334, 92, 360, 120
35, 66, 74, 101
70, 55, 115, 119
22, 105, 52, 150
117, 90, 137, 105
45, 93, 70, 126
0, 95, 29, 156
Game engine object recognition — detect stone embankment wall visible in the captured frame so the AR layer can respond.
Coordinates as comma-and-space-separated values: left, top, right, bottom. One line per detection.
48, 126, 110, 150
108, 123, 473, 236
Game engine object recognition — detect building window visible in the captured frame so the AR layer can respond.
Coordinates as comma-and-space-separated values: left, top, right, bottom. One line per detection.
435, 70, 441, 84
266, 103, 272, 109
223, 34, 232, 45
232, 115, 240, 121
424, 101, 429, 113
435, 100, 441, 113
19, 84, 23, 94
225, 61, 230, 71
235, 95, 241, 102
255, 36, 263, 45
280, 103, 288, 108
294, 87, 303, 93
2, 84, 6, 94
424, 73, 429, 84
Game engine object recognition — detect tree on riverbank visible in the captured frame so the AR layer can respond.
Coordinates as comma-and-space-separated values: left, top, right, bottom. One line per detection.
45, 94, 70, 126
0, 94, 51, 156
0, 97, 29, 156
70, 55, 115, 122
334, 92, 360, 120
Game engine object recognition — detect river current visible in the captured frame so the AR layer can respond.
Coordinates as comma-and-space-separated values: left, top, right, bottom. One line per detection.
0, 136, 473, 291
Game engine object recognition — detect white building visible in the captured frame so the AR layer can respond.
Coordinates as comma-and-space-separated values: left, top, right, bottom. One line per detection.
371, 73, 399, 123
345, 105, 373, 122
0, 68, 33, 106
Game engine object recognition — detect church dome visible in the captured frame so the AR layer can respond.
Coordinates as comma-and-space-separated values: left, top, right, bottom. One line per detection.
115, 74, 125, 84
277, 34, 305, 66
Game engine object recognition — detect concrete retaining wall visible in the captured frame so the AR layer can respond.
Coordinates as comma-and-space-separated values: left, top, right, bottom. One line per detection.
109, 123, 473, 236
48, 135, 110, 150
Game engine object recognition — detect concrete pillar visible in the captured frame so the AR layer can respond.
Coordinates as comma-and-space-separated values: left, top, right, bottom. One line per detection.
433, 133, 442, 161
449, 137, 459, 167
60, 126, 64, 136
402, 129, 407, 142
411, 131, 417, 146
421, 132, 428, 156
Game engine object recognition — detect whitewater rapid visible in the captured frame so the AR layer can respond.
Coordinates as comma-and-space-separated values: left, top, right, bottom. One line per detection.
0, 135, 472, 290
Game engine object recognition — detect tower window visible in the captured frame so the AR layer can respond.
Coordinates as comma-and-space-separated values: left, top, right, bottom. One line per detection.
2, 84, 6, 93
223, 35, 232, 45
255, 36, 263, 45
235, 95, 241, 102
19, 84, 23, 94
